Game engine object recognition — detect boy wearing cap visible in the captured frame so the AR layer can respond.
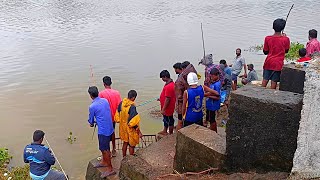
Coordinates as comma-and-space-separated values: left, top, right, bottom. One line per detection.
181, 72, 219, 127
206, 68, 221, 132
241, 64, 258, 85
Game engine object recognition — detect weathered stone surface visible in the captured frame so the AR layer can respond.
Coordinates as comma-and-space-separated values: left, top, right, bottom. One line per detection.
119, 134, 175, 180
173, 124, 226, 173
279, 64, 306, 94
291, 61, 320, 178
86, 157, 119, 180
226, 86, 303, 172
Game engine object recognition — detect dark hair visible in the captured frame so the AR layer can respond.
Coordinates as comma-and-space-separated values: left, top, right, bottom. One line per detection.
299, 48, 307, 57
160, 70, 170, 78
33, 130, 45, 142
273, 18, 286, 32
219, 59, 227, 65
210, 68, 220, 76
236, 48, 242, 53
181, 61, 190, 69
247, 64, 254, 69
88, 86, 99, 98
173, 62, 182, 70
103, 76, 112, 86
128, 90, 137, 99
309, 29, 318, 39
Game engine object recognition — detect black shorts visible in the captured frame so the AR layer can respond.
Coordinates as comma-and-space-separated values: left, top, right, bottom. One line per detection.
183, 119, 203, 127
263, 70, 281, 82
98, 134, 112, 151
163, 115, 175, 127
113, 122, 116, 129
178, 114, 183, 121
206, 110, 216, 123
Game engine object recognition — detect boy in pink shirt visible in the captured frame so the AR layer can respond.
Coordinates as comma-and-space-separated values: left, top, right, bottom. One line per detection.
306, 29, 320, 57
99, 76, 122, 157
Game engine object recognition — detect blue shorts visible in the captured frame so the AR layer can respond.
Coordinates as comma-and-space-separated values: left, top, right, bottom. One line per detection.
163, 115, 174, 128
231, 74, 238, 81
183, 119, 203, 127
263, 70, 281, 82
98, 134, 112, 151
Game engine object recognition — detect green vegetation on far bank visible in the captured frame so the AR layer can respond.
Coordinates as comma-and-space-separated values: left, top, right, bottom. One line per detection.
248, 42, 305, 61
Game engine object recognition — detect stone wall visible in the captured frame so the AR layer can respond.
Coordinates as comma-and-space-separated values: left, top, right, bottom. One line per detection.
291, 60, 320, 178
226, 86, 303, 172
173, 124, 226, 173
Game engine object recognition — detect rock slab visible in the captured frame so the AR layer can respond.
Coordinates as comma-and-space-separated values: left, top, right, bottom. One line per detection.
173, 124, 226, 173
119, 134, 175, 180
226, 86, 303, 172
291, 61, 320, 178
279, 64, 306, 94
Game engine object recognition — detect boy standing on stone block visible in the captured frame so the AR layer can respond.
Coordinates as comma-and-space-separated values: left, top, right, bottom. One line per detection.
206, 68, 221, 132
115, 90, 143, 157
262, 18, 290, 89
182, 72, 219, 127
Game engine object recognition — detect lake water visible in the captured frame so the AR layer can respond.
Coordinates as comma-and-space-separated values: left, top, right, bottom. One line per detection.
0, 0, 319, 178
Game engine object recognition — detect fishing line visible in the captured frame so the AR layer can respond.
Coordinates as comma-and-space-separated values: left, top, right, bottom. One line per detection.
44, 137, 69, 180
136, 97, 158, 107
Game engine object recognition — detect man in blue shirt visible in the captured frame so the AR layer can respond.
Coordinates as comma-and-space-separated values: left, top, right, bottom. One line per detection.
88, 86, 116, 178
24, 130, 66, 180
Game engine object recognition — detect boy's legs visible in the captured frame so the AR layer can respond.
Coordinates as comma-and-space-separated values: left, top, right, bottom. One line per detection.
122, 142, 129, 157
159, 115, 169, 135
129, 145, 135, 155
231, 74, 238, 90
46, 169, 66, 180
207, 110, 217, 132
97, 134, 113, 172
168, 115, 175, 134
111, 122, 116, 156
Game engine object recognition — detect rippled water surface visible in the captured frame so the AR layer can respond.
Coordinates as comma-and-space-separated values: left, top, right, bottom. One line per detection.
0, 0, 319, 178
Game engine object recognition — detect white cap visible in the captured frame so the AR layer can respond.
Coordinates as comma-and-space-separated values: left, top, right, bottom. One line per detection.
187, 72, 199, 85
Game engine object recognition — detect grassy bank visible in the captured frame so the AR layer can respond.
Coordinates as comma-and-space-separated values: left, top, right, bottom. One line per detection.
0, 148, 31, 180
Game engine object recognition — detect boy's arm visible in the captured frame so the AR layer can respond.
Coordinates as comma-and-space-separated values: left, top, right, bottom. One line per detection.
285, 37, 290, 53
263, 37, 269, 55
88, 106, 95, 127
23, 147, 29, 163
207, 96, 220, 100
203, 85, 219, 96
114, 103, 122, 123
243, 58, 247, 77
182, 90, 187, 119
128, 106, 140, 128
44, 148, 55, 165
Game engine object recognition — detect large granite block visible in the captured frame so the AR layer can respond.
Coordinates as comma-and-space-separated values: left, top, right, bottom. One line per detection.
226, 86, 303, 172
291, 61, 320, 178
173, 124, 226, 173
279, 64, 306, 94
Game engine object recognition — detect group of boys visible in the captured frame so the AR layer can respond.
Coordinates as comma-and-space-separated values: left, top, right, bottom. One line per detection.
22, 18, 320, 180
262, 19, 320, 89
87, 76, 143, 178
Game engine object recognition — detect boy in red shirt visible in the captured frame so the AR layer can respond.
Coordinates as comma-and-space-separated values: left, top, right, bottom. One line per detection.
99, 76, 122, 157
262, 18, 290, 89
159, 70, 176, 135
297, 48, 311, 62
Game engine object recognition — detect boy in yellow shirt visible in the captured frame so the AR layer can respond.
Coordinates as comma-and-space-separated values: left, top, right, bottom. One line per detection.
115, 90, 142, 157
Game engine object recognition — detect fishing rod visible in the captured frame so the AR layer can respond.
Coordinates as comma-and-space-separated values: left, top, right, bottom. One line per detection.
201, 23, 206, 62
44, 137, 69, 180
136, 97, 158, 107
89, 65, 97, 140
283, 4, 294, 33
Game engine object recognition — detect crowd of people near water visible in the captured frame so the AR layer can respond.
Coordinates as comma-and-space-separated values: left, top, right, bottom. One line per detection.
22, 18, 320, 179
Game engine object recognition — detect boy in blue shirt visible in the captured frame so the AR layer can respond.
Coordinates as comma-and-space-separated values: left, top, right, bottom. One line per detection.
88, 86, 116, 178
206, 68, 221, 132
